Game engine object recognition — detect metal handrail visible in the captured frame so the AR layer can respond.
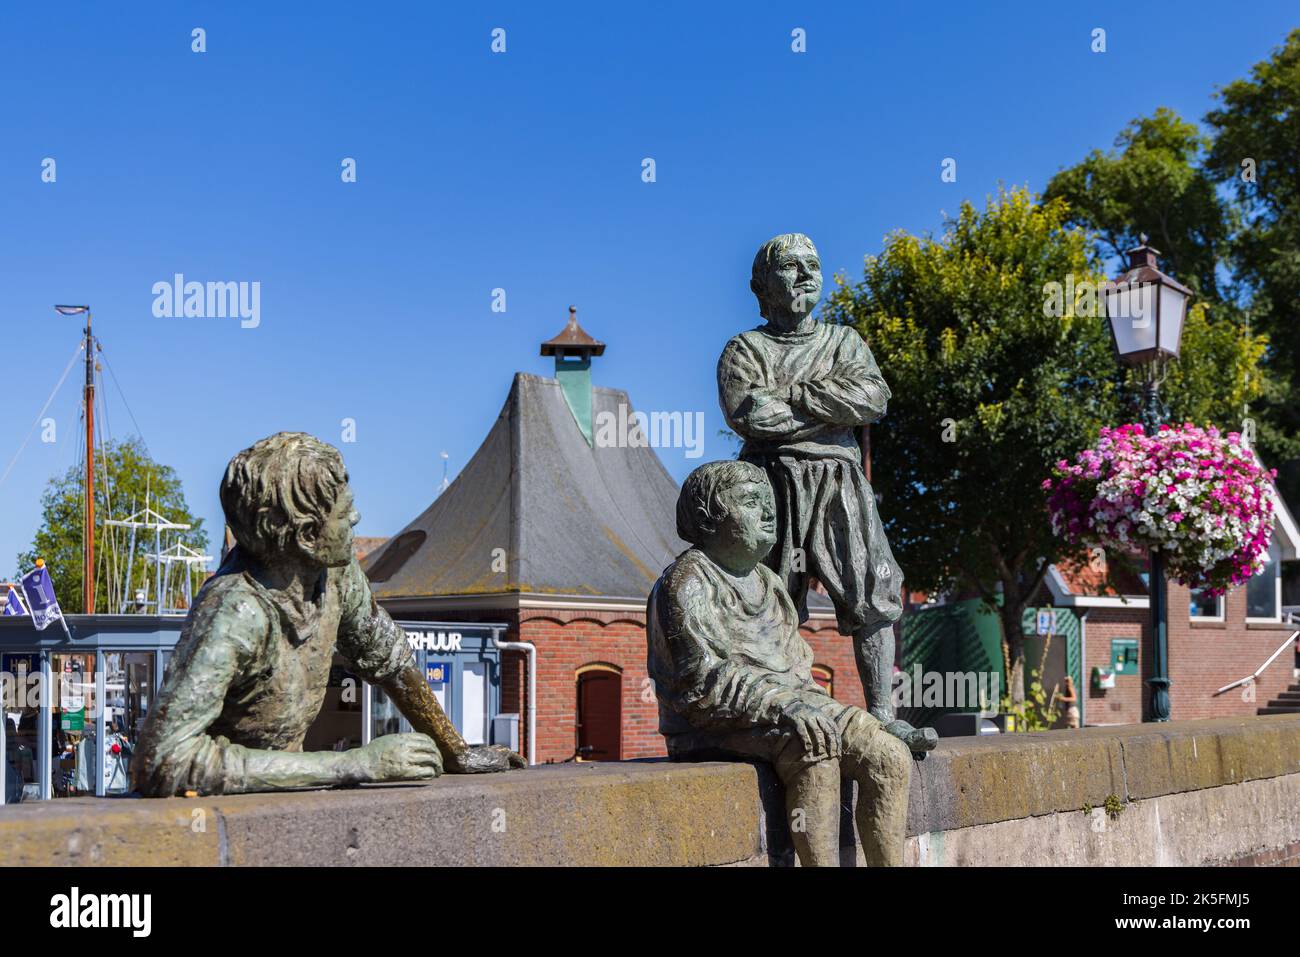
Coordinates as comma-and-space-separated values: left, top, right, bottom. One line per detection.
1212, 630, 1299, 697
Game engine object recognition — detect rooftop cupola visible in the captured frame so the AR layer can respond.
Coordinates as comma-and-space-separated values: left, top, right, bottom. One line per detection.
540, 306, 605, 446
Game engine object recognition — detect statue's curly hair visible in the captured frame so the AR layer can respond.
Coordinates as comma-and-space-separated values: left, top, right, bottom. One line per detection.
675, 460, 769, 546
219, 432, 347, 560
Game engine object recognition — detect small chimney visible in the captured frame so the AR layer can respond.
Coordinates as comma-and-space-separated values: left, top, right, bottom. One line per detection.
540, 306, 605, 447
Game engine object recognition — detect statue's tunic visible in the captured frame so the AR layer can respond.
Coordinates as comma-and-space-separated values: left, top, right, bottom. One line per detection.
717, 321, 903, 634
647, 547, 888, 773
647, 548, 832, 735
132, 548, 417, 796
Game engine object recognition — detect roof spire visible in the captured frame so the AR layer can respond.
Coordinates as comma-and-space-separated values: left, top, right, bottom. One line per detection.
540, 305, 602, 448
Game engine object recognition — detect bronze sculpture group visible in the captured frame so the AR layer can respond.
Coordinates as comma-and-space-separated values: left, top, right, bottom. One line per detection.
132, 232, 921, 866
647, 232, 926, 866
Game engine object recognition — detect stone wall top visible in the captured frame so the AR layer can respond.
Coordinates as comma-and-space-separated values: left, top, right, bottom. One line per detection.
907, 714, 1300, 835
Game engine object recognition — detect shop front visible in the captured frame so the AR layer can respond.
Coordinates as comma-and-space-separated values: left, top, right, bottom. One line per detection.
306, 622, 509, 753
2, 617, 511, 803
0, 615, 183, 803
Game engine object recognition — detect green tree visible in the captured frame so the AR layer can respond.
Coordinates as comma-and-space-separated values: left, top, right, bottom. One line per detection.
16, 436, 209, 613
1205, 28, 1300, 486
1044, 107, 1233, 302
821, 187, 1262, 702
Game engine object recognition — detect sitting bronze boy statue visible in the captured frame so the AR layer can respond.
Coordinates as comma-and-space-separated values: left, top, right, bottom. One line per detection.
132, 432, 523, 797
647, 460, 911, 866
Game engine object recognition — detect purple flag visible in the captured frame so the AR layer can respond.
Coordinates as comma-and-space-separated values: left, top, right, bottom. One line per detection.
2, 586, 25, 617
20, 564, 63, 632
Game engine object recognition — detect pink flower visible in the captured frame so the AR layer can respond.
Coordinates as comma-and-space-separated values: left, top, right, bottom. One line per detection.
1047, 422, 1276, 594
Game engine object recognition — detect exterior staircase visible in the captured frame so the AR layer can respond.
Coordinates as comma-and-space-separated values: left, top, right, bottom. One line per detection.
1258, 683, 1300, 715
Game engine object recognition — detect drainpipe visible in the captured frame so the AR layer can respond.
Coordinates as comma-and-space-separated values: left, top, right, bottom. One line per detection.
493, 634, 536, 766
1078, 609, 1089, 728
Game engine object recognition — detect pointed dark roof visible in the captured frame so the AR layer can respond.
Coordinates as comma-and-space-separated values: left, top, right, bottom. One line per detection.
540, 306, 605, 358
365, 373, 683, 602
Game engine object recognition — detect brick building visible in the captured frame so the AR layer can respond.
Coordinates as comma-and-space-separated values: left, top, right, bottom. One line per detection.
362, 310, 866, 764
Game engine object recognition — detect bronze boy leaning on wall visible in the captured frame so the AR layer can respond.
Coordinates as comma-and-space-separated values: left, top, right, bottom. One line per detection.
132, 432, 522, 797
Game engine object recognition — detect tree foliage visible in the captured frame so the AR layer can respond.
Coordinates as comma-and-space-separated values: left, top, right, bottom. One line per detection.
822, 187, 1261, 699
16, 436, 209, 614
1044, 107, 1233, 302
1205, 28, 1300, 475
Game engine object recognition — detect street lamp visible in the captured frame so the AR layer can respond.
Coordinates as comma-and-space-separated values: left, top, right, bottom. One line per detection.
1102, 237, 1192, 424
1102, 238, 1192, 722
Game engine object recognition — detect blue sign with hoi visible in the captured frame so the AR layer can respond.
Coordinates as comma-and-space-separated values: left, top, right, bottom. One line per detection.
426, 661, 450, 689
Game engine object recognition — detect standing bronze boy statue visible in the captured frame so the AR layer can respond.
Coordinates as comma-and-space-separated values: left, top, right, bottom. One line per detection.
717, 233, 936, 752
132, 432, 522, 797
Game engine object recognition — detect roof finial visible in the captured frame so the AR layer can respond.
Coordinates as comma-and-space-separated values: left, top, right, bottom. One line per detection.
541, 305, 605, 359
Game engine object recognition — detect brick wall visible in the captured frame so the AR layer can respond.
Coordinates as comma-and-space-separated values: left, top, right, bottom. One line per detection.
1080, 582, 1296, 725
801, 617, 867, 709
1165, 580, 1295, 720
517, 608, 664, 763
1082, 607, 1148, 725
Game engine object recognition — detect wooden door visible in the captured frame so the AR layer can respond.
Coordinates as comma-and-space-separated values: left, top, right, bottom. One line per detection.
576, 669, 621, 760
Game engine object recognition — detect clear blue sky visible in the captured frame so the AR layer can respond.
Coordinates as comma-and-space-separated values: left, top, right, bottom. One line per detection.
1, 2, 1296, 577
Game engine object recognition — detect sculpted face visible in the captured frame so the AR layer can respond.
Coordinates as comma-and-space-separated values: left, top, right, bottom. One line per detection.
710, 478, 777, 568
756, 240, 821, 326
300, 483, 358, 567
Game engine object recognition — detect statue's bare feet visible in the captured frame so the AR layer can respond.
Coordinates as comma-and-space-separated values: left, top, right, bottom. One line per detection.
882, 719, 938, 755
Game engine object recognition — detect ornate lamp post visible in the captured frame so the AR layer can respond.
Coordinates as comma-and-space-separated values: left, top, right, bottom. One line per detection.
1102, 238, 1192, 721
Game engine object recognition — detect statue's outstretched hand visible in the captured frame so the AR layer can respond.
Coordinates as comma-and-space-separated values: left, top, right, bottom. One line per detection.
350, 732, 443, 783
446, 744, 526, 774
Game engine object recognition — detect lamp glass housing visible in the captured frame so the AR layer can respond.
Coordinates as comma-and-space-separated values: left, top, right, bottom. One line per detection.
1103, 245, 1190, 366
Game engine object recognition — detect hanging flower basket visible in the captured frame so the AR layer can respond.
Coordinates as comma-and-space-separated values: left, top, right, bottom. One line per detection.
1044, 423, 1276, 596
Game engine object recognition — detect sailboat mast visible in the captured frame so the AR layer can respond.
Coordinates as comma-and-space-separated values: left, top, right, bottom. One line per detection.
83, 310, 95, 614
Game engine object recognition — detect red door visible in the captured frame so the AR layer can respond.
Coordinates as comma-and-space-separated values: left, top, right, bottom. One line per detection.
576, 670, 622, 761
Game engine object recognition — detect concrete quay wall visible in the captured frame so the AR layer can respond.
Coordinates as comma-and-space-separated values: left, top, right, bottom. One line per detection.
1, 715, 1296, 866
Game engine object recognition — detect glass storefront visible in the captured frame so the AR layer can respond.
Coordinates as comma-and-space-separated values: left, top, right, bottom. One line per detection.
347, 623, 505, 749
1, 616, 181, 804
2, 654, 40, 801
3, 616, 508, 803
102, 652, 154, 793
52, 652, 95, 796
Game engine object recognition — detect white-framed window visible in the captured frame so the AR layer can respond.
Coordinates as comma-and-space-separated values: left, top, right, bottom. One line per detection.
1189, 587, 1224, 622
1246, 541, 1283, 622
